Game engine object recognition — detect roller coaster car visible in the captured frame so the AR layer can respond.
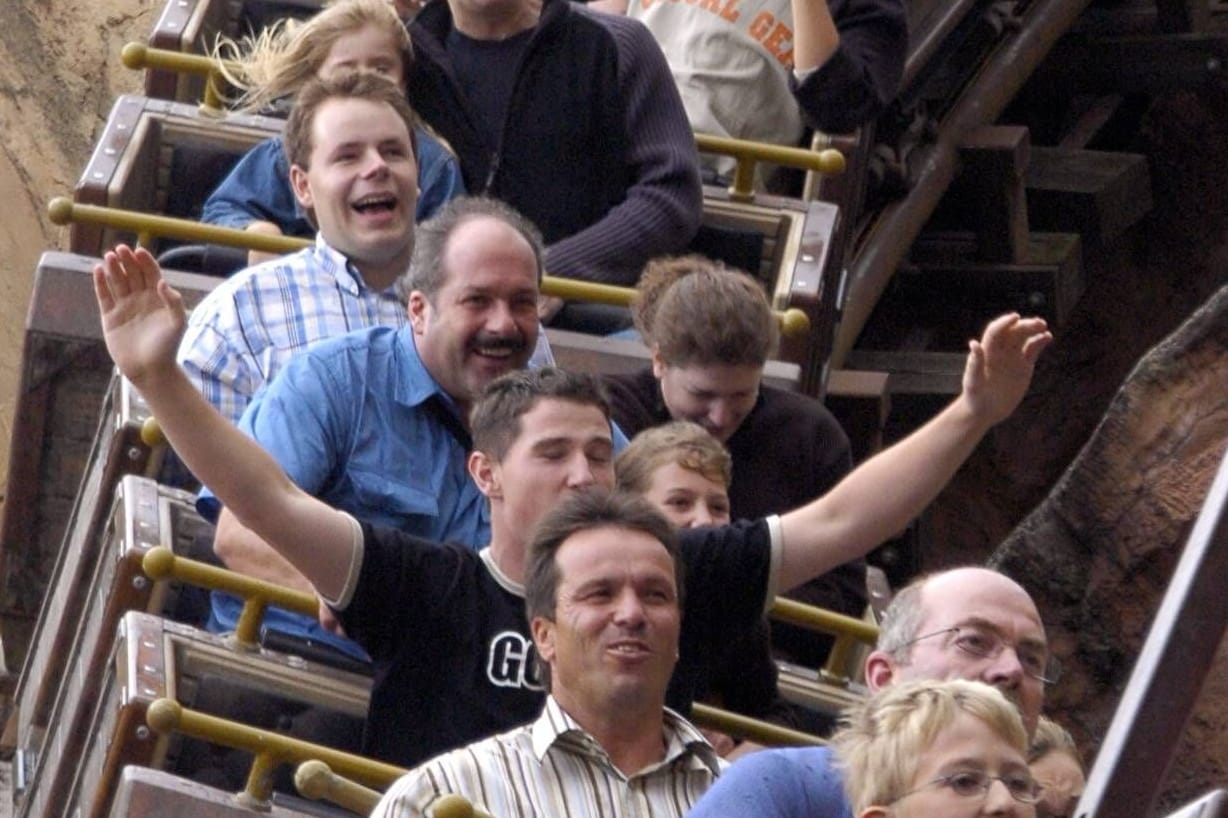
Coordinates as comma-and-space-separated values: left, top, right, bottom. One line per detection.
20, 611, 369, 818
0, 254, 217, 661
68, 98, 848, 394
146, 0, 325, 103
71, 94, 282, 261
8, 475, 217, 818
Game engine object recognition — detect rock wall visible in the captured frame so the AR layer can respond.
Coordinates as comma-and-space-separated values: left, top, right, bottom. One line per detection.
0, 0, 154, 504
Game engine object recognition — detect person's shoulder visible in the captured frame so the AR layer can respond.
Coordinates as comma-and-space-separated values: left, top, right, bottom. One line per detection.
275, 324, 402, 380
725, 745, 842, 796
689, 745, 842, 817
186, 247, 317, 320
565, 0, 654, 46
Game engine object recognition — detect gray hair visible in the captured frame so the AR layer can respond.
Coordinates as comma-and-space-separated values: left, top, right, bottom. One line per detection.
399, 195, 545, 302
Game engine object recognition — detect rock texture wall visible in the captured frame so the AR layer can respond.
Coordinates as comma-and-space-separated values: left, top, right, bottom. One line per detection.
0, 0, 154, 503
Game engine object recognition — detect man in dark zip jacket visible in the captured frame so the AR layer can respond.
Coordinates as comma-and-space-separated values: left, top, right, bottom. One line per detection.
406, 0, 703, 330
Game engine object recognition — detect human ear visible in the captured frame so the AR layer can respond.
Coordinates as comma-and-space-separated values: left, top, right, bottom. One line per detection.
408, 291, 430, 334
650, 346, 668, 379
469, 450, 501, 499
289, 164, 313, 209
531, 615, 556, 665
863, 650, 898, 692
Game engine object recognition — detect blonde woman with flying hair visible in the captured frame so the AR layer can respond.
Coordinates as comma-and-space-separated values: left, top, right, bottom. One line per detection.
202, 0, 463, 263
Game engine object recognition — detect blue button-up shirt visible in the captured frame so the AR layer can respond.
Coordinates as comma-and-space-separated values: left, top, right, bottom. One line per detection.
202, 325, 491, 658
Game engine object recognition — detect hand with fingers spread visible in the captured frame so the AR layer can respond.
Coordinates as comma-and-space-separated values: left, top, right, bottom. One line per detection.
93, 244, 187, 388
960, 313, 1053, 427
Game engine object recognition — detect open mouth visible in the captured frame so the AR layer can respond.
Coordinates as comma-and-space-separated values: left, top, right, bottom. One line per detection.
471, 336, 526, 361
351, 193, 398, 215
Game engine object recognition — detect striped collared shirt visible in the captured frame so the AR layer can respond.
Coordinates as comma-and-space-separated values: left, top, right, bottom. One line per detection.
177, 236, 408, 425
374, 696, 723, 818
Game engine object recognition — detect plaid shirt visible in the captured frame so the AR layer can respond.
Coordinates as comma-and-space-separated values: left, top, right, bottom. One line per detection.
177, 236, 407, 425
375, 696, 723, 818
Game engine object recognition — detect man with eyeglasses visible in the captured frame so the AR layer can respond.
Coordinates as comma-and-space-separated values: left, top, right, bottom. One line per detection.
685, 566, 1055, 818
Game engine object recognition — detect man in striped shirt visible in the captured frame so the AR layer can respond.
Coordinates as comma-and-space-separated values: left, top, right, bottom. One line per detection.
372, 490, 723, 818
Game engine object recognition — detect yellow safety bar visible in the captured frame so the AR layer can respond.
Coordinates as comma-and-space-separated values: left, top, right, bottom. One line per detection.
49, 197, 810, 337
142, 545, 319, 650
143, 546, 867, 735
295, 760, 383, 815
694, 133, 846, 204
120, 42, 845, 206
121, 42, 231, 116
690, 703, 824, 746
296, 761, 496, 818
769, 597, 878, 686
145, 698, 405, 808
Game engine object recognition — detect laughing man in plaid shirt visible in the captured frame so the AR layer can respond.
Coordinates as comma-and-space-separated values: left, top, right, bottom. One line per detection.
178, 74, 427, 425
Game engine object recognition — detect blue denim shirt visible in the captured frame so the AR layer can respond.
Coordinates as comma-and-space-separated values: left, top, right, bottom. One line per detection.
201, 130, 464, 233
203, 325, 488, 659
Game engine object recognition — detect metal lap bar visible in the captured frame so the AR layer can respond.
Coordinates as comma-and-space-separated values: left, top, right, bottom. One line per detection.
295, 760, 383, 816
141, 545, 317, 649
297, 761, 497, 818
694, 133, 846, 204
297, 764, 498, 818
142, 547, 821, 756
121, 43, 230, 116
769, 596, 879, 684
47, 197, 810, 336
689, 703, 825, 747
145, 698, 404, 808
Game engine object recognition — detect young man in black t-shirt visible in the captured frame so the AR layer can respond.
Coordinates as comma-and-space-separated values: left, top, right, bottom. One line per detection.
93, 244, 1051, 767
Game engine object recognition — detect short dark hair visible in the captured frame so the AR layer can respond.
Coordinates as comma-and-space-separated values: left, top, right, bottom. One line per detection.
470, 367, 611, 462
283, 71, 419, 171
524, 489, 684, 691
404, 195, 545, 302
632, 254, 778, 368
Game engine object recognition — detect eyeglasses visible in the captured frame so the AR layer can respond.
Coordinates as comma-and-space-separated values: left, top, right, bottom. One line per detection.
903, 625, 1062, 685
895, 770, 1044, 805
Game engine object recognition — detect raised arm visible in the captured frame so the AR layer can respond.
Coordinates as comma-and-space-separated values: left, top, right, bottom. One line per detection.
94, 245, 357, 600
790, 0, 907, 133
776, 313, 1052, 590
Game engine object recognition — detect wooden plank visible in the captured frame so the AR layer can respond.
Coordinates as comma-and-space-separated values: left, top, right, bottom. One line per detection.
1026, 146, 1153, 246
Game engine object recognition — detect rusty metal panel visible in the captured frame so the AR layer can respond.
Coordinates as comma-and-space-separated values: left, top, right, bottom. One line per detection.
20, 612, 370, 818
71, 95, 283, 256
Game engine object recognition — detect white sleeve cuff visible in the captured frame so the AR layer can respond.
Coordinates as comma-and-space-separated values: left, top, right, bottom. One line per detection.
319, 512, 365, 611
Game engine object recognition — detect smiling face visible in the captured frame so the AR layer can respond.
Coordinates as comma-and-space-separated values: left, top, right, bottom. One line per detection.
318, 24, 406, 91
651, 356, 762, 444
533, 525, 681, 720
874, 712, 1036, 818
288, 96, 418, 286
409, 215, 540, 409
641, 461, 731, 528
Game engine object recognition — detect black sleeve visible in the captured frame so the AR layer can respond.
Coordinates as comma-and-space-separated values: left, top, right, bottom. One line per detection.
790, 0, 908, 133
338, 524, 478, 661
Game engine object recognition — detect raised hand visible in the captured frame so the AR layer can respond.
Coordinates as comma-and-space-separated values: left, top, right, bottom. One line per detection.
93, 245, 186, 387
961, 313, 1052, 425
